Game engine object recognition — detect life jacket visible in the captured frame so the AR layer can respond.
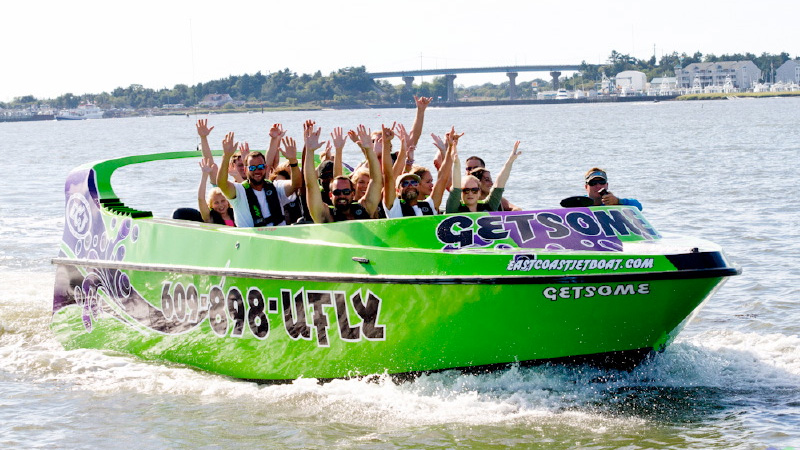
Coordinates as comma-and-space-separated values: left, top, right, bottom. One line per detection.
243, 181, 284, 227
283, 197, 304, 225
400, 199, 434, 217
209, 208, 235, 226
458, 202, 493, 213
330, 203, 370, 222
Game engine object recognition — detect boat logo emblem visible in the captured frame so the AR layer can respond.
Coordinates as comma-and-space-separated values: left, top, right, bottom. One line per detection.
66, 193, 92, 238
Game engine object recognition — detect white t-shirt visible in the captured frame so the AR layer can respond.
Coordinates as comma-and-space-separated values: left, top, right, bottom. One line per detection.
230, 180, 292, 227
384, 197, 437, 219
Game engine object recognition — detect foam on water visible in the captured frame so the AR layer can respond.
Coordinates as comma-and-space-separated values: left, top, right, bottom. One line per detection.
2, 264, 797, 444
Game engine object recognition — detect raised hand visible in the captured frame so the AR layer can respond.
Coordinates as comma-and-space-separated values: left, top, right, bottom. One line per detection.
414, 95, 432, 110
508, 140, 522, 162
331, 127, 347, 150
269, 123, 286, 140
280, 137, 298, 162
382, 122, 396, 142
237, 141, 251, 158
395, 123, 410, 147
199, 159, 216, 174
196, 119, 214, 137
352, 125, 373, 152
321, 141, 333, 161
445, 126, 464, 147
304, 120, 323, 152
222, 132, 236, 156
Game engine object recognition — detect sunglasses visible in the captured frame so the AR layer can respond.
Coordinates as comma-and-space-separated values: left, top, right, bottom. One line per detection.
248, 164, 266, 171
463, 187, 481, 194
465, 166, 481, 172
587, 179, 607, 186
400, 179, 419, 187
332, 188, 352, 196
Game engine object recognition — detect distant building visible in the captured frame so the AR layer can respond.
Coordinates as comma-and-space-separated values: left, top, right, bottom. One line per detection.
615, 71, 647, 93
647, 77, 678, 95
675, 61, 761, 91
776, 60, 800, 84
198, 94, 233, 107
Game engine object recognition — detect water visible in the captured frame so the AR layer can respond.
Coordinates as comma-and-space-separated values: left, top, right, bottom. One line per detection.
1, 99, 799, 449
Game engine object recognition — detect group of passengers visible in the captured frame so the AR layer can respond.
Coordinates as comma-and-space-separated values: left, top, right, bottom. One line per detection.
189, 96, 641, 228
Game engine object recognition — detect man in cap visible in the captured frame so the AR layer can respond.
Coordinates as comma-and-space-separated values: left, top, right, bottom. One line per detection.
317, 160, 334, 206
584, 168, 642, 210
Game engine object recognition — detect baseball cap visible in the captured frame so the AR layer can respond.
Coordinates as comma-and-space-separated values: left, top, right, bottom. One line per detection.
396, 173, 421, 189
584, 170, 607, 183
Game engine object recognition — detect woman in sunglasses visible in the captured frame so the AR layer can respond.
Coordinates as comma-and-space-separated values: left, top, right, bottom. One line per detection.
446, 139, 522, 213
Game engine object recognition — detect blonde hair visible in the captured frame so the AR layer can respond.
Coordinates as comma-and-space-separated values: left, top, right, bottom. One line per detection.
461, 175, 481, 189
207, 187, 229, 210
350, 167, 370, 184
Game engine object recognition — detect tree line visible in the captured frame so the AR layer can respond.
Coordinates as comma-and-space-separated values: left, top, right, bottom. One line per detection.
2, 51, 794, 110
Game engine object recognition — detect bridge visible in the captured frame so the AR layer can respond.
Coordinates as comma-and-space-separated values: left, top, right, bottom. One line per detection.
368, 65, 583, 102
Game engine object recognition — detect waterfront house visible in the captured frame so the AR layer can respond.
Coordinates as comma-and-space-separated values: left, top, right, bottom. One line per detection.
198, 94, 233, 108
776, 60, 800, 85
675, 61, 761, 91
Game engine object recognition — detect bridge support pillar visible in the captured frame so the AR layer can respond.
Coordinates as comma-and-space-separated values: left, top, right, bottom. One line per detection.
445, 74, 457, 102
506, 72, 519, 99
402, 76, 414, 91
550, 71, 562, 90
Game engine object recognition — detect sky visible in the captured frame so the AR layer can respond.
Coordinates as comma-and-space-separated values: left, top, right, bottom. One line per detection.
2, 0, 797, 102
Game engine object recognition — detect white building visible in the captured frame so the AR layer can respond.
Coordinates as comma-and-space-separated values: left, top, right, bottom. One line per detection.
676, 61, 761, 91
615, 70, 647, 93
199, 94, 233, 107
776, 60, 800, 84
647, 77, 678, 96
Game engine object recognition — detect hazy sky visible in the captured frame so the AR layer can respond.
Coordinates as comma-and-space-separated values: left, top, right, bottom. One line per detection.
2, 0, 796, 102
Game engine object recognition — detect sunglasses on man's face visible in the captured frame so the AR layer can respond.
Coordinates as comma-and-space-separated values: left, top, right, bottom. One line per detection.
466, 166, 480, 172
463, 187, 481, 194
587, 179, 607, 186
248, 164, 266, 171
332, 188, 352, 196
400, 179, 419, 187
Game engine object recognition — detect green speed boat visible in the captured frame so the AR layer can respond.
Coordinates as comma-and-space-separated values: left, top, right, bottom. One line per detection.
52, 151, 740, 381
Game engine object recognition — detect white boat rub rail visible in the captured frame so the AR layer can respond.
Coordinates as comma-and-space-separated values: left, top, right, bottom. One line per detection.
52, 256, 741, 285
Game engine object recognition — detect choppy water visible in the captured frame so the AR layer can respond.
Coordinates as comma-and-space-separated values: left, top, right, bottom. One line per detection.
1, 99, 799, 449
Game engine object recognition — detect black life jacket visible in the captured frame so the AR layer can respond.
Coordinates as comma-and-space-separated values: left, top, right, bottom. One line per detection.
330, 203, 370, 222
209, 208, 235, 226
283, 197, 304, 225
400, 199, 434, 217
458, 202, 493, 213
243, 181, 284, 227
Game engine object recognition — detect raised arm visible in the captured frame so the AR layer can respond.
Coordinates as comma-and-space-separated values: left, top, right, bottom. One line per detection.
196, 119, 218, 183
409, 95, 432, 147
494, 141, 522, 189
303, 121, 332, 223
197, 159, 216, 222
392, 123, 411, 177
381, 124, 397, 207
279, 136, 302, 196
265, 123, 286, 174
354, 125, 383, 217
216, 132, 238, 199
446, 142, 463, 213
430, 142, 455, 211
331, 127, 346, 178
